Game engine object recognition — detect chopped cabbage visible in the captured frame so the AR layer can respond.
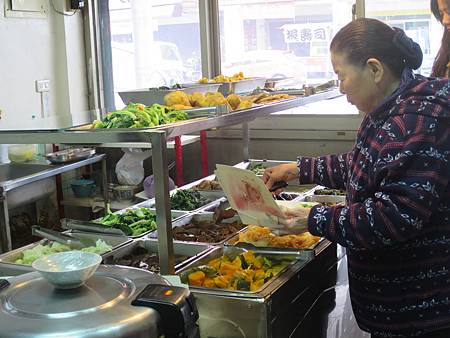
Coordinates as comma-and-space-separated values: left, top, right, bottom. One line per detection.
81, 239, 112, 254
14, 239, 112, 265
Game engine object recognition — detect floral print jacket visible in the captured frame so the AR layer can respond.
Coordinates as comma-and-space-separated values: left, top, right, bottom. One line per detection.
299, 70, 450, 337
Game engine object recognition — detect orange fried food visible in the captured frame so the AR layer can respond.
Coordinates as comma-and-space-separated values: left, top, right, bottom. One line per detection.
237, 225, 321, 249
227, 94, 241, 110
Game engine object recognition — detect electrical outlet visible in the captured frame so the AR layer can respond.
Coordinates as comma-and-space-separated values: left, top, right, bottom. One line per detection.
70, 0, 84, 10
36, 80, 50, 93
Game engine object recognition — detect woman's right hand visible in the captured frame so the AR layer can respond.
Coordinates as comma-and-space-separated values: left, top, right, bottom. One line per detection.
262, 162, 298, 193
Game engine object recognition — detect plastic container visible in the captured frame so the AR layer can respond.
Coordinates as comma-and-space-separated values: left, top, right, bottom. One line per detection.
70, 179, 96, 198
113, 185, 139, 201
8, 144, 36, 163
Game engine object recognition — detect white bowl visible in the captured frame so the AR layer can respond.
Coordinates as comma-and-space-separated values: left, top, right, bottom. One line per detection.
32, 251, 102, 289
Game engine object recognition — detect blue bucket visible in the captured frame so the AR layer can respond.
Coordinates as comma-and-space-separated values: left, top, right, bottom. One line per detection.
70, 179, 96, 198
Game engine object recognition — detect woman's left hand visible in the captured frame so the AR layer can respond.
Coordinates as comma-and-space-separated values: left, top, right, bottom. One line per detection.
275, 206, 311, 235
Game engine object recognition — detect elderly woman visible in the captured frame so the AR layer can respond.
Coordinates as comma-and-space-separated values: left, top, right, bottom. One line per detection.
264, 18, 450, 338
431, 0, 450, 77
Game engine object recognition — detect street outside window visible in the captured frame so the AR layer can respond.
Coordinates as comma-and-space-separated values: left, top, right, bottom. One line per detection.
108, 0, 201, 107
365, 0, 443, 76
218, 0, 355, 87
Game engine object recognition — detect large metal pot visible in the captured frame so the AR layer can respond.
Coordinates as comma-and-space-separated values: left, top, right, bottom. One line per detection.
0, 265, 199, 338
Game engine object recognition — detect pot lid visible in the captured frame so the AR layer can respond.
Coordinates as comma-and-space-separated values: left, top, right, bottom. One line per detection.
0, 265, 168, 338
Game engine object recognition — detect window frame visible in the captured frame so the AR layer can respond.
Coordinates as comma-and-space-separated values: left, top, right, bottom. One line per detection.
87, 1, 366, 114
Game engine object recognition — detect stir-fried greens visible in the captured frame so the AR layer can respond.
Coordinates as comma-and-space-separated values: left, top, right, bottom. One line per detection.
95, 207, 157, 236
170, 189, 209, 211
92, 103, 188, 129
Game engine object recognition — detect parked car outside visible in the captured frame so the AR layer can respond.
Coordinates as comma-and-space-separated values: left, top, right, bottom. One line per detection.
111, 41, 188, 107
222, 49, 307, 87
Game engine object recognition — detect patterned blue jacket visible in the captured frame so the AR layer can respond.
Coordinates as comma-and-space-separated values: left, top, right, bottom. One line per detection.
299, 71, 450, 337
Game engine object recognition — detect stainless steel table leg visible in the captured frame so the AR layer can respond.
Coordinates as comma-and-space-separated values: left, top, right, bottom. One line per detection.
0, 195, 12, 253
101, 158, 109, 211
242, 122, 250, 161
151, 131, 175, 275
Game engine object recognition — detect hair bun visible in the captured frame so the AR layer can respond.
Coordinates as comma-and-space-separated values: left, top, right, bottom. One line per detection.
392, 28, 423, 70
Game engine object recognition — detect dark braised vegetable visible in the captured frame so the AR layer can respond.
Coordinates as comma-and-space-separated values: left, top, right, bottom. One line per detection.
170, 189, 209, 211
172, 219, 245, 243
114, 246, 187, 274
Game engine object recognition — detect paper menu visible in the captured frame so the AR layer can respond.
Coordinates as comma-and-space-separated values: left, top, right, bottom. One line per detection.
215, 164, 283, 228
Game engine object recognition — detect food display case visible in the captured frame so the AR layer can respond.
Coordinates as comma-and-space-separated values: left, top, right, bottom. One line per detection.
0, 88, 341, 337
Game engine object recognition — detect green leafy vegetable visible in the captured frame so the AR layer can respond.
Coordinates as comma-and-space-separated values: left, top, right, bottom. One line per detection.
92, 103, 188, 129
95, 207, 157, 236
250, 164, 265, 176
170, 189, 209, 211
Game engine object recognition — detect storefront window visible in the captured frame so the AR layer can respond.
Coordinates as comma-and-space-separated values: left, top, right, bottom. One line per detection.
365, 0, 443, 76
108, 0, 201, 107
218, 0, 355, 87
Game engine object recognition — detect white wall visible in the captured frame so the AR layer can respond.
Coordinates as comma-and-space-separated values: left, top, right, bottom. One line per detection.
0, 0, 90, 130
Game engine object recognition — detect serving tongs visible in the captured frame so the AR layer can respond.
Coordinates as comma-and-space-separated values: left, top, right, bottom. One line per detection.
32, 225, 95, 250
213, 201, 237, 224
60, 218, 126, 236
224, 242, 303, 261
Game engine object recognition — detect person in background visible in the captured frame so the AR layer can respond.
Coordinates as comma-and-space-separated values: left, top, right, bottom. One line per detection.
431, 0, 450, 77
264, 18, 450, 338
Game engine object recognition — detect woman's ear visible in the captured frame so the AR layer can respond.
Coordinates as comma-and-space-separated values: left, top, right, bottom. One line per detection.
366, 58, 384, 84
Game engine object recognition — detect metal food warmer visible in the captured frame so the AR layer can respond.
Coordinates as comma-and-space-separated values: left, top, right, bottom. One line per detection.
178, 243, 337, 338
0, 265, 200, 338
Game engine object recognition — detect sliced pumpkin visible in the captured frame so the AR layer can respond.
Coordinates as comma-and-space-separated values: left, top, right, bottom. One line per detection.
188, 271, 205, 286
203, 278, 216, 288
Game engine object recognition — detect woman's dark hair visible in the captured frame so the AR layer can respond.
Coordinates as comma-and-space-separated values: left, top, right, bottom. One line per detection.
430, 0, 450, 77
330, 18, 423, 77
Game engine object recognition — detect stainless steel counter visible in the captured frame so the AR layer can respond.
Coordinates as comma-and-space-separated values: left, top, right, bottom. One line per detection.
0, 88, 341, 274
0, 154, 107, 253
0, 155, 105, 192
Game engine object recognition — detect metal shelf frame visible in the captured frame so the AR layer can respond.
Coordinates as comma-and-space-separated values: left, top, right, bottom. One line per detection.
0, 89, 340, 274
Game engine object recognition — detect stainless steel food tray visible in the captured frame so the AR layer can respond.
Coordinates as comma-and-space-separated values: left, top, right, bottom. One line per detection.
94, 202, 189, 238
118, 83, 221, 105
0, 231, 131, 267
217, 77, 266, 95
102, 239, 212, 272
177, 245, 308, 297
45, 148, 96, 163
147, 212, 246, 245
141, 187, 225, 213
65, 116, 208, 132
